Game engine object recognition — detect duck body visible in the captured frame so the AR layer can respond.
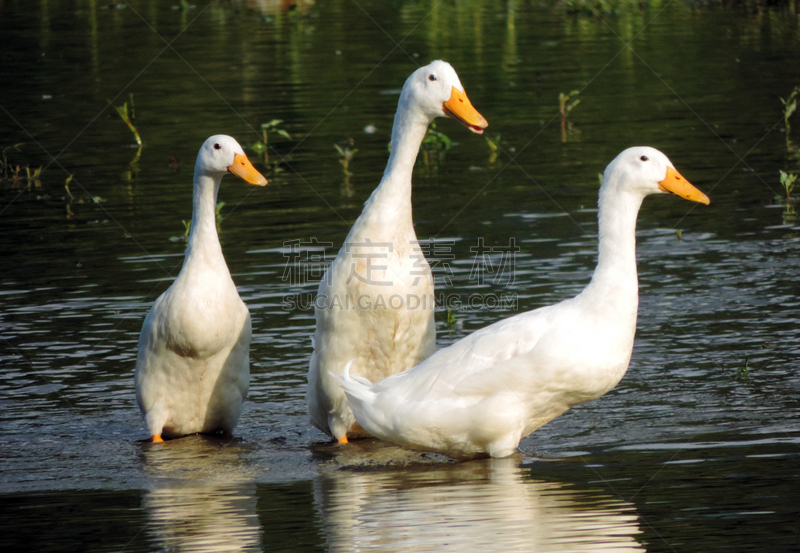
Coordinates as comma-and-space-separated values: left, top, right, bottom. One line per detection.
308, 179, 436, 442
337, 147, 710, 459
307, 60, 488, 442
135, 135, 267, 441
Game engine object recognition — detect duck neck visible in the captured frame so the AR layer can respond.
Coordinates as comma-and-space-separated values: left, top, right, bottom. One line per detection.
185, 171, 225, 267
585, 187, 643, 302
367, 101, 431, 215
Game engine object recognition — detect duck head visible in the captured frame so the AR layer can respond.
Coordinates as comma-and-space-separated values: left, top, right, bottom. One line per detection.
602, 146, 709, 205
401, 60, 488, 134
196, 135, 267, 186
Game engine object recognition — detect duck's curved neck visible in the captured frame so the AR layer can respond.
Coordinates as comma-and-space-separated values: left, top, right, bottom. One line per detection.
585, 187, 643, 299
185, 171, 225, 265
368, 100, 431, 211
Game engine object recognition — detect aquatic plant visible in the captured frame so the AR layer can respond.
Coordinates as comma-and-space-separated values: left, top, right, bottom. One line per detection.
731, 356, 769, 383
252, 119, 291, 164
485, 133, 502, 165
170, 219, 192, 243
215, 201, 225, 226
114, 93, 142, 148
421, 122, 453, 167
64, 174, 74, 199
25, 166, 42, 188
558, 0, 649, 15
779, 170, 797, 201
559, 90, 580, 143
423, 122, 453, 151
1, 143, 24, 180
733, 357, 751, 382
171, 201, 224, 242
445, 307, 457, 331
422, 122, 452, 151
780, 86, 798, 139
777, 170, 798, 223
334, 143, 358, 176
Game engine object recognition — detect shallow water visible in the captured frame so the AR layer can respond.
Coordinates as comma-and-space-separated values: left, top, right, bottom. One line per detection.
1, 0, 800, 551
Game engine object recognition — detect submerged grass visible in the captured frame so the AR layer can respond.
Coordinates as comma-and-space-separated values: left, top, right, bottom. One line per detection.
114, 93, 142, 148
485, 133, 502, 166
1, 143, 25, 180
334, 142, 358, 177
557, 0, 799, 15
777, 170, 798, 223
781, 85, 799, 153
559, 90, 580, 143
421, 122, 453, 169
253, 119, 292, 165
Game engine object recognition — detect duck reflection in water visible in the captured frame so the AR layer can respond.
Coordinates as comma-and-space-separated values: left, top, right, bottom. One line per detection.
313, 455, 645, 552
140, 436, 261, 553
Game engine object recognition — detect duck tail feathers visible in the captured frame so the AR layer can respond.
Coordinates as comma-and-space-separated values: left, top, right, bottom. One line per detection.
332, 359, 377, 406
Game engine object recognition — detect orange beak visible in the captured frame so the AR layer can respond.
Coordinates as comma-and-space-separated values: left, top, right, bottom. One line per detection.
443, 86, 488, 135
658, 166, 709, 205
228, 153, 267, 186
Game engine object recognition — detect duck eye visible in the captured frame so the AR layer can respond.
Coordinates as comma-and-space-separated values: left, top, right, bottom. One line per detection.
428, 74, 437, 82
214, 143, 222, 150
639, 155, 648, 162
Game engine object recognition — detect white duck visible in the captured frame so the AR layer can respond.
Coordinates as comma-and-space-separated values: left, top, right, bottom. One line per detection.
307, 60, 489, 443
135, 135, 267, 442
337, 147, 710, 459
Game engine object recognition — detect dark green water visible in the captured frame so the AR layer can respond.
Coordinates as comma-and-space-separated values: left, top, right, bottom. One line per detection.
1, 0, 799, 551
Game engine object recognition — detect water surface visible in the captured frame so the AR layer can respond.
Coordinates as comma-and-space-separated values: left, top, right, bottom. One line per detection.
1, 0, 799, 551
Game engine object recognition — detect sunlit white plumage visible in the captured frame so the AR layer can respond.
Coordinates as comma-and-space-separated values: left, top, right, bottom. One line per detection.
337, 147, 710, 459
307, 60, 488, 442
134, 135, 267, 442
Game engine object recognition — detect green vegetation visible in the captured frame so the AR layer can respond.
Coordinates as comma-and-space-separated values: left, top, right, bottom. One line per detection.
170, 220, 191, 243
215, 201, 225, 226
421, 122, 453, 167
559, 90, 580, 143
780, 85, 799, 152
777, 170, 798, 223
556, 0, 794, 16
445, 308, 457, 331
1, 143, 25, 180
334, 142, 358, 176
559, 0, 633, 15
485, 133, 502, 166
733, 357, 751, 382
731, 356, 769, 383
779, 170, 797, 201
114, 93, 142, 179
252, 119, 292, 165
63, 174, 103, 219
780, 87, 797, 134
64, 174, 74, 199
0, 144, 46, 190
114, 93, 142, 148
170, 201, 224, 243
